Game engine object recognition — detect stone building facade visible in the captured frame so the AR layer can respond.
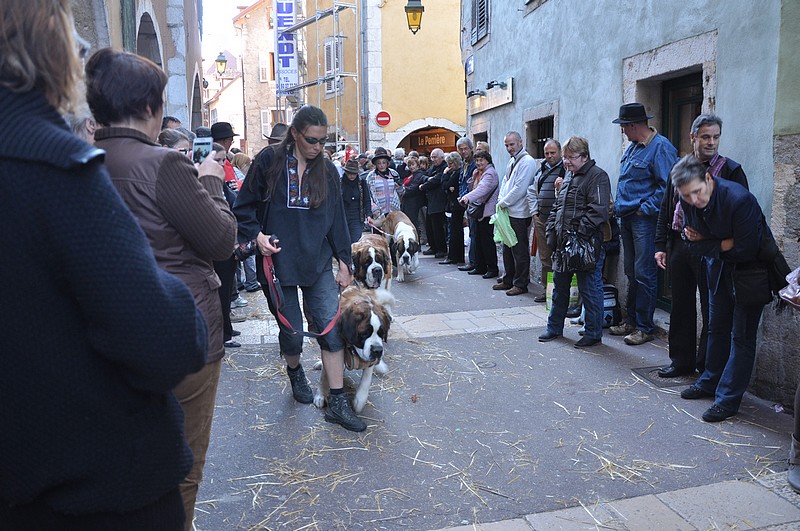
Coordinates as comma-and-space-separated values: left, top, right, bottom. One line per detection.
70, 0, 205, 129
460, 0, 800, 404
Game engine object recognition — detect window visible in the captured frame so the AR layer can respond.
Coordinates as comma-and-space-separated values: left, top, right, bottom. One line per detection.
261, 110, 271, 138
324, 36, 343, 94
258, 52, 274, 82
525, 116, 554, 159
470, 0, 489, 45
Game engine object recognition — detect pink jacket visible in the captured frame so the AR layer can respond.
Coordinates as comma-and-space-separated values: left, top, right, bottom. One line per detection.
463, 164, 500, 220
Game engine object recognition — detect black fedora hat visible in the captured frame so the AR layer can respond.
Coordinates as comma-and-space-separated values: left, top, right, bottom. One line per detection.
612, 103, 654, 124
211, 121, 239, 141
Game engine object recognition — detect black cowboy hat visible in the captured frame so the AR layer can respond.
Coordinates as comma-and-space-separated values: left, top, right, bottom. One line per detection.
611, 103, 654, 124
267, 123, 288, 142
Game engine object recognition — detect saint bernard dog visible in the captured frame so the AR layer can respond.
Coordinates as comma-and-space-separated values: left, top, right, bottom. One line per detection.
313, 286, 394, 414
351, 233, 392, 289
382, 211, 420, 282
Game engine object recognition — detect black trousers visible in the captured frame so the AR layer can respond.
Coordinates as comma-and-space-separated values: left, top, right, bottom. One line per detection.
501, 216, 532, 289
213, 255, 237, 342
667, 235, 708, 372
426, 211, 448, 254
473, 216, 498, 273
447, 208, 466, 263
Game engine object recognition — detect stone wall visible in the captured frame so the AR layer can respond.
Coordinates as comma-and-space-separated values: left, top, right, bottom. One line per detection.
752, 133, 800, 406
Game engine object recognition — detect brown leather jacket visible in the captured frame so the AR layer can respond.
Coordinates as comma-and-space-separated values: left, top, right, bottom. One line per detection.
96, 127, 236, 363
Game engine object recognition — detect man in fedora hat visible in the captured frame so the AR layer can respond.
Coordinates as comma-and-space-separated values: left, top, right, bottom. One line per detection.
266, 123, 288, 145
611, 103, 677, 345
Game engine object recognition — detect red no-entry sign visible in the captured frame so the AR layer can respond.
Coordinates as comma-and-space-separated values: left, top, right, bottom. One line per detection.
376, 110, 391, 127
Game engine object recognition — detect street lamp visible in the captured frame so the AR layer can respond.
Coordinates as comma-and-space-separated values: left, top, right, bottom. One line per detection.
405, 0, 424, 34
215, 52, 227, 75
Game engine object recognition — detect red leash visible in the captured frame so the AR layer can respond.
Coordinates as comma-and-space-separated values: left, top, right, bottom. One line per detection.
262, 254, 341, 337
367, 218, 389, 236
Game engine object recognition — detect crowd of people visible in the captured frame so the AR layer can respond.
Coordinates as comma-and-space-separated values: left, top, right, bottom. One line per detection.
2, 2, 796, 529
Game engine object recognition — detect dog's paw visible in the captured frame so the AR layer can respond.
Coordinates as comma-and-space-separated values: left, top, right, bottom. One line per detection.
374, 359, 389, 375
353, 393, 367, 414
313, 392, 326, 409
311, 360, 323, 371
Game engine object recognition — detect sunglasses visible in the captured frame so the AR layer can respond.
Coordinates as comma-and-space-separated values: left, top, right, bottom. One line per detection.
302, 136, 328, 145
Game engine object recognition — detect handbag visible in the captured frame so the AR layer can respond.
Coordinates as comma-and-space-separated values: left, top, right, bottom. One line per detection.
466, 201, 483, 219
553, 231, 598, 272
466, 182, 497, 220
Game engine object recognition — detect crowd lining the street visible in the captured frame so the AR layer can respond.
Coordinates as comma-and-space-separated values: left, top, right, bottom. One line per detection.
2, 2, 798, 529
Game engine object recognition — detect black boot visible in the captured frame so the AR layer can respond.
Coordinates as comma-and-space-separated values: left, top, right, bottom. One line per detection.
325, 393, 366, 432
789, 435, 800, 493
287, 364, 313, 404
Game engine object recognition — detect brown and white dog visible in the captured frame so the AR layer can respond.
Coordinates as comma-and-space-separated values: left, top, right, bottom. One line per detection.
313, 286, 394, 414
382, 211, 420, 282
351, 233, 392, 289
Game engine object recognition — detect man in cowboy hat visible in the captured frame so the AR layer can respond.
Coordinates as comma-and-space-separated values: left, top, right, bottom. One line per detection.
610, 103, 678, 346
266, 123, 288, 145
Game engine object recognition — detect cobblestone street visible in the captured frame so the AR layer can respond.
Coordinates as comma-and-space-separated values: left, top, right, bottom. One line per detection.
195, 253, 797, 530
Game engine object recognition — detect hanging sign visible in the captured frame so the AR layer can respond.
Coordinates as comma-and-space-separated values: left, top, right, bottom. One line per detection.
275, 1, 298, 96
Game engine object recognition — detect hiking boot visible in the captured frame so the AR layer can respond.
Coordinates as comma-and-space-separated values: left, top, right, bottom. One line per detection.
287, 365, 313, 404
325, 393, 367, 432
702, 404, 735, 423
624, 329, 655, 345
609, 322, 635, 336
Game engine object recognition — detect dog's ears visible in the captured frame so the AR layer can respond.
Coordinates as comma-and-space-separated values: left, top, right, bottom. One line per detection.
340, 310, 360, 344
408, 240, 420, 254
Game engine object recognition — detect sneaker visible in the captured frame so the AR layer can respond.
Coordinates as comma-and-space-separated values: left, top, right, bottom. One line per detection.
533, 294, 546, 303
230, 310, 247, 323
506, 286, 528, 296
492, 282, 512, 291
623, 329, 655, 345
231, 296, 249, 308
702, 404, 735, 423
609, 322, 635, 336
287, 365, 313, 404
422, 249, 436, 256
224, 340, 241, 348
325, 393, 367, 432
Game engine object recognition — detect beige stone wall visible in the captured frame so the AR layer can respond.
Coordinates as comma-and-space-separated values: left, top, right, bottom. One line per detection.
236, 0, 279, 157
303, 0, 361, 148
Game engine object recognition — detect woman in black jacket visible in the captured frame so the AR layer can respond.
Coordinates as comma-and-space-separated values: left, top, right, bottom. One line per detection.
0, 1, 207, 528
539, 136, 610, 348
401, 156, 427, 238
341, 158, 371, 243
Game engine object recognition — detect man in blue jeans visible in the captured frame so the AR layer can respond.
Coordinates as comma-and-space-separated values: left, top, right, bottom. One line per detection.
611, 103, 678, 345
671, 155, 767, 422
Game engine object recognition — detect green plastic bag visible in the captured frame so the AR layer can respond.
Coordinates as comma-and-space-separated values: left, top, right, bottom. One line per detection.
491, 207, 518, 247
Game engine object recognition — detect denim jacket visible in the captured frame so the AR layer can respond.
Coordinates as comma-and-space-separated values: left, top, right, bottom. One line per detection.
614, 128, 677, 218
